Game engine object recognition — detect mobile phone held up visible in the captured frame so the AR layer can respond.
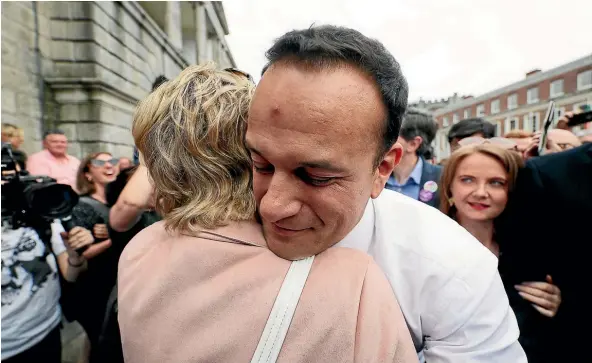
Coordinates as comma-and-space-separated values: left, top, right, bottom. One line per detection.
567, 104, 592, 127
538, 101, 556, 156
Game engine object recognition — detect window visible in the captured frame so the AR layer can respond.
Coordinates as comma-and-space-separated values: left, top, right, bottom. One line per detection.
507, 94, 518, 110
463, 109, 471, 119
577, 70, 592, 90
550, 79, 564, 98
524, 112, 540, 132
442, 117, 449, 127
527, 87, 539, 104
505, 117, 518, 133
453, 113, 459, 124
491, 99, 500, 114
495, 121, 501, 137
554, 107, 566, 121
476, 104, 485, 117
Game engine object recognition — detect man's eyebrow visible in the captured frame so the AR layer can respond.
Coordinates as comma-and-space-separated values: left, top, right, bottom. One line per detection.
300, 161, 347, 173
246, 142, 346, 173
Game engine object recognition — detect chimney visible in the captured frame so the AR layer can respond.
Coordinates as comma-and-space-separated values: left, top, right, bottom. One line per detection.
526, 69, 541, 77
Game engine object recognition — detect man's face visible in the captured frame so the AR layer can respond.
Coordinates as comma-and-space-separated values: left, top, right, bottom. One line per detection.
44, 134, 68, 157
450, 132, 484, 152
246, 64, 401, 260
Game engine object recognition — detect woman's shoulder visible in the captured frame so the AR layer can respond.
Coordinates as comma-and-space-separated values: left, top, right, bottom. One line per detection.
119, 221, 168, 264
316, 247, 374, 272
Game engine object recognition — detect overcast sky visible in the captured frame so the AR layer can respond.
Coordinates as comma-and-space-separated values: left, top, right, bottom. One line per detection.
224, 0, 592, 102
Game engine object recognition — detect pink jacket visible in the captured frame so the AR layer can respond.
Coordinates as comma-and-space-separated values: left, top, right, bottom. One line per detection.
118, 221, 417, 363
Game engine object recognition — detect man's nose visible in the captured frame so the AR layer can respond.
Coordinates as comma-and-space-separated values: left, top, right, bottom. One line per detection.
258, 172, 302, 223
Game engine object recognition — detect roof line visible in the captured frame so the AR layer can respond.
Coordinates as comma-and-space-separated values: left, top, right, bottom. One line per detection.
433, 53, 592, 116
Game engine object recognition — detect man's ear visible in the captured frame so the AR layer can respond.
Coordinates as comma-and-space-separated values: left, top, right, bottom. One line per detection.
411, 135, 424, 153
371, 143, 403, 199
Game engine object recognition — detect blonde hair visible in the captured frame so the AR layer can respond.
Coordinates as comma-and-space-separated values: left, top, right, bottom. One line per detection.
76, 152, 112, 195
504, 129, 533, 139
439, 144, 523, 218
2, 123, 23, 139
132, 63, 256, 232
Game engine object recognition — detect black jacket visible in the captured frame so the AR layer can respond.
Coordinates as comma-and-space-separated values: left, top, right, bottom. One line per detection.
498, 143, 592, 362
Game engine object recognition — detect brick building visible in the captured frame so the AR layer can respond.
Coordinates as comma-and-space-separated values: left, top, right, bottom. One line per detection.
1, 1, 235, 159
432, 54, 592, 161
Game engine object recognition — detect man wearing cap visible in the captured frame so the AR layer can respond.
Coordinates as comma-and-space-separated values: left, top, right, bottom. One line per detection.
386, 108, 442, 208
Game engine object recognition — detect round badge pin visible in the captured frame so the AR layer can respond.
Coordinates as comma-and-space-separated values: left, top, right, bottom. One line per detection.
423, 181, 438, 193
419, 189, 434, 202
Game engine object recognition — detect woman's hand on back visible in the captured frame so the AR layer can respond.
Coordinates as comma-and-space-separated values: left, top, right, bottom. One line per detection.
515, 275, 562, 318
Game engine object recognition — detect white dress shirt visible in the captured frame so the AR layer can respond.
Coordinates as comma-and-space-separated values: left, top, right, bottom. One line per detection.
336, 189, 527, 363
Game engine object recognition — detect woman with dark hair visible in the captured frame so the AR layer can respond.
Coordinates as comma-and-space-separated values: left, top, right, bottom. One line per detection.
85, 166, 160, 363
65, 152, 120, 362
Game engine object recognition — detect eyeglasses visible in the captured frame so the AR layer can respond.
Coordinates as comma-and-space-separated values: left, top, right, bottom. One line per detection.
224, 67, 254, 83
457, 136, 517, 150
90, 158, 119, 167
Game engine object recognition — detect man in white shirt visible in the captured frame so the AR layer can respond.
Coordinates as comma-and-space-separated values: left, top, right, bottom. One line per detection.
246, 25, 526, 362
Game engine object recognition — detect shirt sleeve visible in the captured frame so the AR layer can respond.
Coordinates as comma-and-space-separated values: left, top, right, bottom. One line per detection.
50, 219, 67, 256
422, 253, 527, 363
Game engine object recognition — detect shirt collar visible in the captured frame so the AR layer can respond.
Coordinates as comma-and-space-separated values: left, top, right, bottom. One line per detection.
409, 156, 424, 185
333, 198, 374, 253
43, 149, 71, 163
387, 156, 424, 187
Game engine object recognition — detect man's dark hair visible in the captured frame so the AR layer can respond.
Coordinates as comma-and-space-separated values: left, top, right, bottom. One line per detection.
399, 108, 438, 157
43, 129, 65, 139
447, 118, 495, 143
263, 25, 409, 165
152, 75, 168, 92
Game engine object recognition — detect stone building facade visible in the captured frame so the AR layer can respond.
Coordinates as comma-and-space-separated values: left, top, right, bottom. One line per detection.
1, 1, 235, 159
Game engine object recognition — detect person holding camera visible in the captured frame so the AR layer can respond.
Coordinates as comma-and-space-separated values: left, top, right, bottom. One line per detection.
1, 218, 93, 363
1, 144, 94, 363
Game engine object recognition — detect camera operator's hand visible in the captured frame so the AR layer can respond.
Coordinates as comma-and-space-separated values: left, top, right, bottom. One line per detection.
82, 239, 112, 260
61, 226, 94, 252
93, 223, 109, 239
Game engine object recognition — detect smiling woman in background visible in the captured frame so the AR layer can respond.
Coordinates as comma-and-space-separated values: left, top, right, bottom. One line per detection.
65, 152, 120, 363
440, 142, 562, 363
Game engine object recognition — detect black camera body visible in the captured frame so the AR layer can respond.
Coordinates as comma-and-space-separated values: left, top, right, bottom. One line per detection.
1, 143, 79, 229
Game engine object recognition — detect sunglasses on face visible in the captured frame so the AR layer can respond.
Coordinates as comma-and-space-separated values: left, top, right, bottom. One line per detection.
224, 67, 254, 83
90, 158, 119, 167
458, 136, 517, 150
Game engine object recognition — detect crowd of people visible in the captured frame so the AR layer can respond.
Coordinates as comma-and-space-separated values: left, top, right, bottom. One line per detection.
2, 24, 591, 363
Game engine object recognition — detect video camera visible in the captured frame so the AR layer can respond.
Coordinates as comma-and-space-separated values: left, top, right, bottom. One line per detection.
1, 143, 79, 230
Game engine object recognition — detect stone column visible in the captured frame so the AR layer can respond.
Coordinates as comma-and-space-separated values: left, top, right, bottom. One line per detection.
195, 3, 208, 64
165, 1, 182, 49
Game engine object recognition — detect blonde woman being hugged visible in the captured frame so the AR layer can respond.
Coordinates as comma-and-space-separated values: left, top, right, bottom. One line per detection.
117, 64, 417, 363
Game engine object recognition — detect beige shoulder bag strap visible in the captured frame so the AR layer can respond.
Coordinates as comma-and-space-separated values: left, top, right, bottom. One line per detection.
251, 256, 315, 363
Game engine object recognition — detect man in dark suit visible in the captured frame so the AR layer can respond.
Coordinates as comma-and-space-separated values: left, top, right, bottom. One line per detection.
498, 135, 592, 362
386, 108, 442, 208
